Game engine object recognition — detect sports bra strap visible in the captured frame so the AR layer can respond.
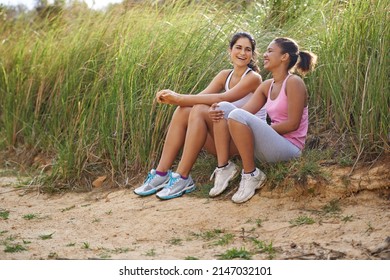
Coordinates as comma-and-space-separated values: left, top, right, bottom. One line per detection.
225, 67, 252, 91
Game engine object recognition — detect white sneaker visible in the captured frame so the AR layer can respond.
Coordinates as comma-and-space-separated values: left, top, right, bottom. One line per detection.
209, 161, 238, 197
232, 168, 266, 203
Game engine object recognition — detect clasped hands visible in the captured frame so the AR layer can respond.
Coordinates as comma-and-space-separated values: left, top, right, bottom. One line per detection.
155, 90, 224, 122
156, 89, 181, 105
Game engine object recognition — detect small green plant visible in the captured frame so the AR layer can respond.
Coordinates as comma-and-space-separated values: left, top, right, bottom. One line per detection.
92, 218, 101, 223
39, 232, 55, 240
99, 253, 111, 259
6, 235, 18, 242
264, 162, 289, 188
61, 205, 76, 212
365, 222, 374, 234
341, 215, 354, 223
112, 247, 130, 254
294, 160, 321, 184
23, 213, 38, 220
0, 209, 10, 220
200, 229, 224, 241
0, 230, 8, 236
82, 242, 90, 249
48, 252, 59, 259
168, 238, 182, 246
145, 248, 156, 257
214, 234, 234, 246
255, 219, 263, 227
289, 216, 315, 227
322, 199, 341, 214
251, 239, 276, 259
4, 244, 27, 253
66, 242, 76, 247
217, 248, 252, 260
185, 256, 199, 260
338, 155, 354, 167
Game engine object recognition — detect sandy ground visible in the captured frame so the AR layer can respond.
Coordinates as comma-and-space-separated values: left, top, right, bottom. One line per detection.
0, 161, 389, 260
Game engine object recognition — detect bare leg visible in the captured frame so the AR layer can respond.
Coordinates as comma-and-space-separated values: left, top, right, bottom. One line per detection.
175, 105, 214, 177
156, 106, 191, 172
200, 125, 238, 159
213, 118, 232, 167
203, 133, 217, 155
228, 119, 256, 172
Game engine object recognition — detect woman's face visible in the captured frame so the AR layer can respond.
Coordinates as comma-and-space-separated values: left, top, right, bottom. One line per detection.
229, 37, 253, 67
263, 41, 283, 70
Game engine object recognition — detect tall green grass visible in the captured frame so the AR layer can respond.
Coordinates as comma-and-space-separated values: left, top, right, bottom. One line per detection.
0, 0, 388, 190
308, 0, 389, 161
0, 1, 249, 188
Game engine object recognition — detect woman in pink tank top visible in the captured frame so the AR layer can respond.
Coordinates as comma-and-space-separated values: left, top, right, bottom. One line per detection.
210, 37, 317, 203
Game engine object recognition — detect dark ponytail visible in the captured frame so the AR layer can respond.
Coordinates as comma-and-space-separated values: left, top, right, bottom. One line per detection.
273, 37, 317, 76
296, 50, 317, 75
229, 32, 260, 73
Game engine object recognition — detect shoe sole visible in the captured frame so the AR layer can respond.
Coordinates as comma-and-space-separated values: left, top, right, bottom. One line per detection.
134, 181, 168, 197
209, 168, 239, 197
156, 184, 196, 200
232, 176, 266, 204
134, 186, 165, 196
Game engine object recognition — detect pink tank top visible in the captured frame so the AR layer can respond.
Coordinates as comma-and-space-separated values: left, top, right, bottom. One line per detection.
265, 74, 308, 150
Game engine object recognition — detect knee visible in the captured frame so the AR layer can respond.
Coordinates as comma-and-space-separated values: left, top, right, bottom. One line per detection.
217, 101, 237, 119
192, 104, 210, 112
189, 104, 209, 120
172, 106, 191, 123
227, 108, 246, 122
174, 106, 191, 116
217, 101, 234, 111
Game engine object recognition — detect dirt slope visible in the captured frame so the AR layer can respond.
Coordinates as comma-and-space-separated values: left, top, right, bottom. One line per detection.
0, 160, 389, 260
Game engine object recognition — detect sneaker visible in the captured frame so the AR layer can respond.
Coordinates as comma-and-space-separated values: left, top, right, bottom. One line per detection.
209, 161, 238, 197
232, 168, 266, 203
156, 172, 196, 200
134, 169, 170, 196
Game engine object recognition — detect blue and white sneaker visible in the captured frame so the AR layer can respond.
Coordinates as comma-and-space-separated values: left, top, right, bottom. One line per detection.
134, 169, 170, 196
156, 172, 196, 200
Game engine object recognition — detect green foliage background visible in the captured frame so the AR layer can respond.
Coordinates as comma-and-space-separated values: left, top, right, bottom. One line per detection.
0, 0, 388, 190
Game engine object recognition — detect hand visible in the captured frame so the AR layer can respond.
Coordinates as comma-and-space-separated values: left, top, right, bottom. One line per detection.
208, 103, 224, 122
156, 89, 181, 105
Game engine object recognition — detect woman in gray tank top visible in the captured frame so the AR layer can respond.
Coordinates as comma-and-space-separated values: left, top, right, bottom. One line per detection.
134, 32, 265, 200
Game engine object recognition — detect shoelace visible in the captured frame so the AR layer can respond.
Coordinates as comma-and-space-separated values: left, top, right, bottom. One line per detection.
164, 175, 179, 189
236, 175, 251, 195
209, 167, 222, 181
145, 170, 171, 184
144, 172, 154, 183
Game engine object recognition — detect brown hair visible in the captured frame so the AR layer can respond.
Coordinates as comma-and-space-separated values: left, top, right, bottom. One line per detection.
273, 37, 317, 75
230, 32, 259, 73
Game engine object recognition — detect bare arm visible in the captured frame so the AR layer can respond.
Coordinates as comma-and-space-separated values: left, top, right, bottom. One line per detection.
156, 71, 262, 107
209, 80, 269, 122
240, 80, 269, 114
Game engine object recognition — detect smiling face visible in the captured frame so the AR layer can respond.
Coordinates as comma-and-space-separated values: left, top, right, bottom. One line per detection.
263, 41, 285, 71
229, 37, 253, 67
